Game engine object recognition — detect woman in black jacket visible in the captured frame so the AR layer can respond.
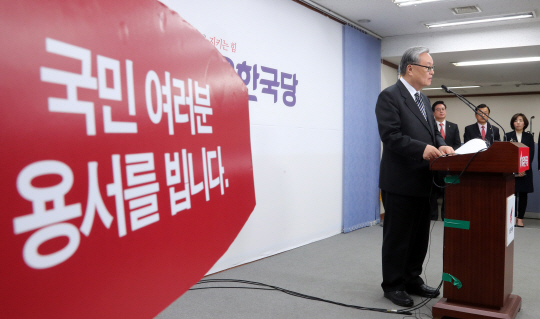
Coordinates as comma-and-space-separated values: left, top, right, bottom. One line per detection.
505, 113, 535, 227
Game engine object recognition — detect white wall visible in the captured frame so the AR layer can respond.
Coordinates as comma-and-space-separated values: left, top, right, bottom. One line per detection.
381, 63, 398, 90
159, 0, 344, 274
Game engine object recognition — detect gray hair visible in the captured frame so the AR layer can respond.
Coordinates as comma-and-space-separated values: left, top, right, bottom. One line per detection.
398, 46, 430, 76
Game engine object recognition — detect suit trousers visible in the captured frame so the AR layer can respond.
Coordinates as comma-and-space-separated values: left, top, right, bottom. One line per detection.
515, 192, 528, 219
381, 190, 431, 292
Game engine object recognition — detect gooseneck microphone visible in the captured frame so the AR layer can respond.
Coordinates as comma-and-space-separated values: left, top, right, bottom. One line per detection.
441, 85, 506, 143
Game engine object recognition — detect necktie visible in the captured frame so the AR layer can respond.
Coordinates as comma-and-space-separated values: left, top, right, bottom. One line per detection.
414, 92, 427, 120
440, 123, 445, 139
481, 126, 486, 140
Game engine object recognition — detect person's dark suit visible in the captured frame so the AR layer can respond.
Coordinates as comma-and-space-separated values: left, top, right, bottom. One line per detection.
443, 121, 461, 150
375, 80, 446, 293
463, 122, 500, 145
430, 121, 461, 220
505, 131, 535, 193
506, 131, 535, 219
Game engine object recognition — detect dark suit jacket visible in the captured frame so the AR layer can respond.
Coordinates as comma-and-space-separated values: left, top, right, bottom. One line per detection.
463, 122, 500, 145
506, 131, 535, 193
433, 121, 461, 188
375, 80, 446, 197
441, 121, 461, 150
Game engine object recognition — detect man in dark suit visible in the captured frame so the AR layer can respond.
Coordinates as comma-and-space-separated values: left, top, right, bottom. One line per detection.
375, 47, 454, 307
430, 101, 461, 220
463, 104, 501, 145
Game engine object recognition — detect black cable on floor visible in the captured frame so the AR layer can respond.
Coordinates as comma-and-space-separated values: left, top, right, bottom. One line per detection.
189, 278, 449, 316
188, 150, 470, 317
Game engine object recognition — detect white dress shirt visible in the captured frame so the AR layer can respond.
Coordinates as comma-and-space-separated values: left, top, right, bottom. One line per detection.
477, 122, 488, 137
400, 77, 419, 100
436, 120, 446, 135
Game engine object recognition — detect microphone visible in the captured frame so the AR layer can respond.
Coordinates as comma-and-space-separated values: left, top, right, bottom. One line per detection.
441, 85, 506, 143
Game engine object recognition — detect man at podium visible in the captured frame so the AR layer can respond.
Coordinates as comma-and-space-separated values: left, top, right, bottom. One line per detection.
375, 46, 454, 307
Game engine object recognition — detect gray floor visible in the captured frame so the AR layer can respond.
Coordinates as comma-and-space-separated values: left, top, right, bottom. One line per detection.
157, 217, 540, 319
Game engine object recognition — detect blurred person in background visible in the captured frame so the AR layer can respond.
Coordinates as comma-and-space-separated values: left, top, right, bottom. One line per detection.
505, 113, 535, 227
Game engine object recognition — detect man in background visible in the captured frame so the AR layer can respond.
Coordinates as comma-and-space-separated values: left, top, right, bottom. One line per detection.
463, 104, 500, 145
375, 46, 454, 307
430, 101, 461, 220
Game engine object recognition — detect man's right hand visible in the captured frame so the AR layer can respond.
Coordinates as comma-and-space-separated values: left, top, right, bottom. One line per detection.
423, 145, 442, 161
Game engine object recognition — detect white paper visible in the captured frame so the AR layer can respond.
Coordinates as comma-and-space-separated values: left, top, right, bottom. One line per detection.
455, 138, 488, 155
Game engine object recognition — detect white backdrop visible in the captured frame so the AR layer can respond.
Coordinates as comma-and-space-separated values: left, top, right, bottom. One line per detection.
159, 0, 344, 273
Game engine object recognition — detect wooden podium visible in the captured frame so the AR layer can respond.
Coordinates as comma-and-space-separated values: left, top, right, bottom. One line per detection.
430, 142, 527, 319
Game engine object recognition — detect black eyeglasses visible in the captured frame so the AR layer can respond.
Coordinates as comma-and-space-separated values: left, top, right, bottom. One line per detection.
410, 63, 435, 72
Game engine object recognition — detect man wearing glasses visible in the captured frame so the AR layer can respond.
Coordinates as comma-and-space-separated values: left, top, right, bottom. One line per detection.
375, 47, 454, 307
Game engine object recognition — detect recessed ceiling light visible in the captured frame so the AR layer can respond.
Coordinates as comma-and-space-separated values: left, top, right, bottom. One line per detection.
451, 5, 481, 15
453, 57, 540, 66
425, 12, 535, 28
422, 86, 481, 90
393, 0, 446, 7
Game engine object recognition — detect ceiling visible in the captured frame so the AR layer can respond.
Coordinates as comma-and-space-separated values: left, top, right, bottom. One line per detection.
308, 0, 540, 96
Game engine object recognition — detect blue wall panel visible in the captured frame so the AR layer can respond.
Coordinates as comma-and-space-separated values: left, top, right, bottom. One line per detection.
342, 25, 382, 233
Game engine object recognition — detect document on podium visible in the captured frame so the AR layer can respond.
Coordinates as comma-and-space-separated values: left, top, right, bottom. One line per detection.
455, 138, 488, 155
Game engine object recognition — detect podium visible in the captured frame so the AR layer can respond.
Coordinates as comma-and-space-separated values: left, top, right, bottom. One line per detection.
430, 142, 528, 319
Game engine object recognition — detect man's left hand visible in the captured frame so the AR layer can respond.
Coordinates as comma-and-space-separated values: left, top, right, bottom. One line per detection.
439, 146, 454, 155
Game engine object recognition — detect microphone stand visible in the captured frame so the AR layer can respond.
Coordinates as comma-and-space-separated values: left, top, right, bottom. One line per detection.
441, 85, 506, 143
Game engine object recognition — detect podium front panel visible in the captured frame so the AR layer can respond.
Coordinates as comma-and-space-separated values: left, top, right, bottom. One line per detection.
443, 172, 514, 309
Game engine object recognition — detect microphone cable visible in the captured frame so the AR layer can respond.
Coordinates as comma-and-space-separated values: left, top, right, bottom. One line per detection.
422, 147, 489, 317
419, 148, 486, 316
189, 278, 450, 316
190, 218, 447, 318
430, 148, 486, 190
186, 152, 469, 317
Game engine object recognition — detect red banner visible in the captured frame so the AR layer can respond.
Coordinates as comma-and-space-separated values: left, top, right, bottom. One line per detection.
0, 0, 255, 318
518, 147, 529, 173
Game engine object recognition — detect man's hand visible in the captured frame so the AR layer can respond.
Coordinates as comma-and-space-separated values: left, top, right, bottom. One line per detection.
423, 145, 442, 160
517, 172, 526, 177
439, 146, 455, 155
